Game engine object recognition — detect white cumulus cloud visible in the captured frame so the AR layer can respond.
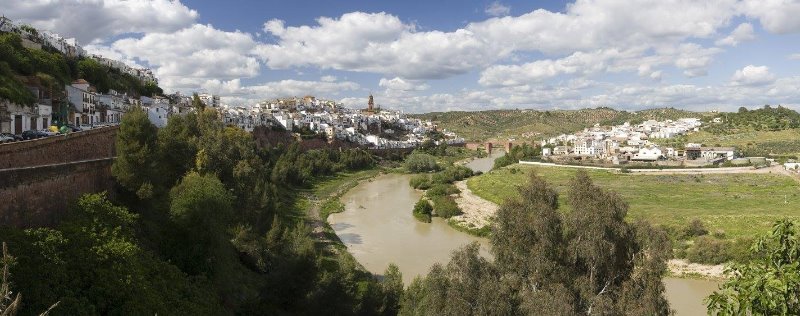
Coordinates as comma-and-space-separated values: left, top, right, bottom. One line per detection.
3, 0, 198, 44
102, 24, 261, 92
715, 23, 756, 46
378, 77, 429, 91
740, 0, 800, 34
731, 65, 776, 86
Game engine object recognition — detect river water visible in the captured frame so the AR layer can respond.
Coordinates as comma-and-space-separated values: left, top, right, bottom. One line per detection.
328, 152, 719, 315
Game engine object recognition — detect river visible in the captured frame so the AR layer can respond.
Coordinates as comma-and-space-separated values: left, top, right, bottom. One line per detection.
328, 151, 719, 315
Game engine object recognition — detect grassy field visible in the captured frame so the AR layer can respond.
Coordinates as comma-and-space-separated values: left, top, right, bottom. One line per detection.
468, 164, 800, 239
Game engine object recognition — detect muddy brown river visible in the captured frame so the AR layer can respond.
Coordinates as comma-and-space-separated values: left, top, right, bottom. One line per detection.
328, 152, 719, 315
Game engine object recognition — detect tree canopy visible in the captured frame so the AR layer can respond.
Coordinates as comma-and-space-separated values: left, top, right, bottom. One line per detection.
707, 220, 800, 315
400, 171, 672, 315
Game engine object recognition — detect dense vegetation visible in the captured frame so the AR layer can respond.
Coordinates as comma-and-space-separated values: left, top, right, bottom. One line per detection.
0, 107, 400, 315
704, 105, 800, 134
0, 32, 162, 106
412, 198, 433, 223
400, 172, 672, 314
707, 220, 800, 314
412, 107, 701, 142
469, 164, 800, 266
493, 143, 541, 169
404, 152, 440, 173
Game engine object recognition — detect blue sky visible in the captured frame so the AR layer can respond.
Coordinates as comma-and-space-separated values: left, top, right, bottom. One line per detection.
4, 0, 800, 113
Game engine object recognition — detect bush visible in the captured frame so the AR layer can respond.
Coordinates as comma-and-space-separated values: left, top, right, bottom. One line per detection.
686, 236, 732, 264
430, 165, 473, 185
432, 196, 461, 218
404, 153, 440, 173
426, 183, 460, 198
409, 174, 431, 190
412, 198, 432, 223
682, 218, 709, 239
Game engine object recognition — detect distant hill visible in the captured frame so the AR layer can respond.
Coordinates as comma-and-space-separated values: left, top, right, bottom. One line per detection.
412, 107, 706, 142
703, 105, 800, 134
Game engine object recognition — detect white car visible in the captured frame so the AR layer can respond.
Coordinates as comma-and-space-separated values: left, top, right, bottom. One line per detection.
0, 134, 15, 143
40, 129, 59, 137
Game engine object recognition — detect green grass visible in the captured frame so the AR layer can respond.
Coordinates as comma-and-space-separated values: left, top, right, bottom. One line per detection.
468, 164, 800, 239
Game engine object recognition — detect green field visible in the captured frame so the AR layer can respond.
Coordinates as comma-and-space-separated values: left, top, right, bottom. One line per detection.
468, 164, 800, 239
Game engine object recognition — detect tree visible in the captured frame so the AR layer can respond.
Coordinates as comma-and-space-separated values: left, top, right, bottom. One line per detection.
168, 172, 234, 275
405, 153, 439, 173
112, 106, 160, 199
157, 113, 199, 189
412, 198, 433, 223
404, 170, 672, 315
707, 220, 800, 315
381, 264, 404, 314
192, 92, 205, 111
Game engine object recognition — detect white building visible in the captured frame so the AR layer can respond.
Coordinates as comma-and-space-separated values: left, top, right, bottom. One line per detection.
632, 146, 662, 161
145, 103, 170, 128
65, 80, 98, 126
198, 93, 220, 108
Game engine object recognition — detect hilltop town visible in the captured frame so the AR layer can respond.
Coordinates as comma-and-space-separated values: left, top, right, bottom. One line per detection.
0, 17, 457, 148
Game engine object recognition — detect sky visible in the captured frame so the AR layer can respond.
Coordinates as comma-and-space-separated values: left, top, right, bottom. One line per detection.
3, 0, 800, 113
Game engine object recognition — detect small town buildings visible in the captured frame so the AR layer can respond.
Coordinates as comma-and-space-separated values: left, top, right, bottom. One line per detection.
632, 146, 662, 161
700, 147, 736, 161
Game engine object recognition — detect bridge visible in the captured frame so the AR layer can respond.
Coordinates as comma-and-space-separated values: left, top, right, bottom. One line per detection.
0, 127, 118, 227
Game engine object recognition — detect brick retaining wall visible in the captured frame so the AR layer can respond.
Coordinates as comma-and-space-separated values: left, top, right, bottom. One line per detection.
0, 126, 117, 169
0, 159, 115, 228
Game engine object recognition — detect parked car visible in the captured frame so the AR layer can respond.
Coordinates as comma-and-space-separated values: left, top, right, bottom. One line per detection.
21, 130, 48, 140
0, 133, 15, 143
1, 133, 22, 142
40, 129, 59, 137
65, 124, 83, 132
79, 124, 94, 130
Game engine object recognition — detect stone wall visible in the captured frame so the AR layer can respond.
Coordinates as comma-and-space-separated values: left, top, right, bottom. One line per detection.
0, 159, 115, 228
0, 126, 117, 169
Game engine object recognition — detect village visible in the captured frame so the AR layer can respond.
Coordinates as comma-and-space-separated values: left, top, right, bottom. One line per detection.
539, 117, 744, 167
0, 16, 459, 148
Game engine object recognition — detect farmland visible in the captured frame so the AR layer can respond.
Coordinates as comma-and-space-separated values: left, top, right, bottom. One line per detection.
467, 164, 800, 239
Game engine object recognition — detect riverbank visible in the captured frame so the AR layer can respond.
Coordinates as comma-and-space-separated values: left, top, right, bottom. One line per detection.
448, 180, 497, 236
668, 259, 726, 280
300, 168, 383, 262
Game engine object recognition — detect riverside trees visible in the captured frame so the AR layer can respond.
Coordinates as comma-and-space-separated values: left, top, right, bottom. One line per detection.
400, 170, 672, 315
707, 220, 800, 315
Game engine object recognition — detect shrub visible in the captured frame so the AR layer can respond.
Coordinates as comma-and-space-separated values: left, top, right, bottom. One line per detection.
404, 153, 440, 173
682, 218, 709, 238
409, 174, 431, 190
432, 196, 461, 218
426, 183, 460, 198
686, 236, 732, 264
430, 165, 473, 185
412, 198, 432, 223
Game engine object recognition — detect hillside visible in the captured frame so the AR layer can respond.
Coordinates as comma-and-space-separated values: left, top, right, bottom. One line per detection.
0, 32, 162, 106
412, 107, 706, 142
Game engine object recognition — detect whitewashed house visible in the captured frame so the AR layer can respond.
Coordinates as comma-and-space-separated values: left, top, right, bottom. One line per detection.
632, 146, 662, 161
